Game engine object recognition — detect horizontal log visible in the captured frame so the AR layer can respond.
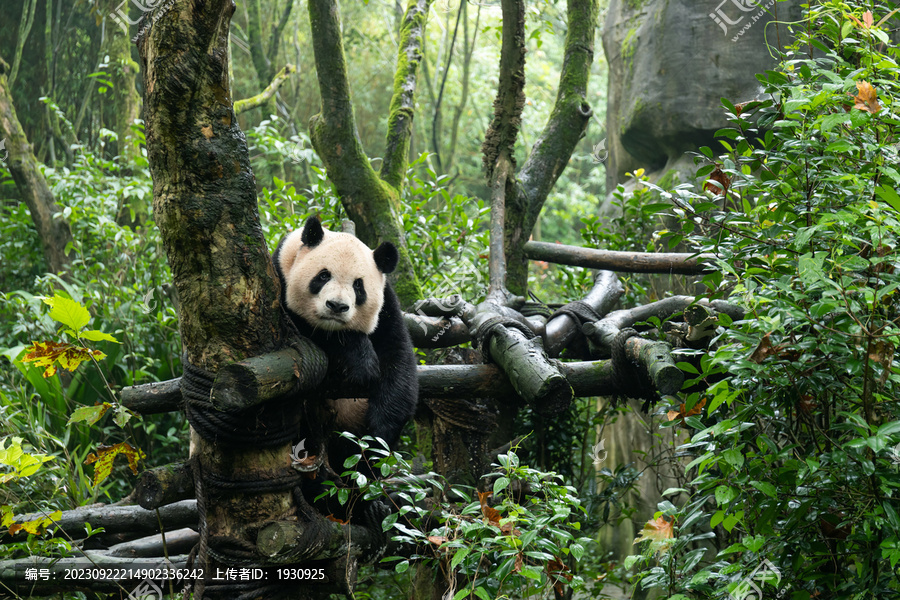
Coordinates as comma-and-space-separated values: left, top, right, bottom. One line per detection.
525, 240, 715, 274
585, 296, 745, 347
256, 517, 379, 564
212, 342, 327, 411
136, 462, 195, 510
2, 500, 197, 545
120, 378, 182, 413
106, 527, 198, 558
122, 360, 626, 416
0, 554, 190, 596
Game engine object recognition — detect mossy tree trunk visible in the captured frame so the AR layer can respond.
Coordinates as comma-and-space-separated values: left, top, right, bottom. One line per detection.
502, 0, 600, 295
135, 3, 296, 597
307, 0, 431, 307
0, 56, 73, 275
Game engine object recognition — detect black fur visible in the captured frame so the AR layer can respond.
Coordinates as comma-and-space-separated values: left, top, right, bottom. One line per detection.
373, 242, 399, 274
300, 216, 325, 247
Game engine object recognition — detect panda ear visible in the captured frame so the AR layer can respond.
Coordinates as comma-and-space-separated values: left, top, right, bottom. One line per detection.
373, 242, 398, 274
301, 216, 324, 248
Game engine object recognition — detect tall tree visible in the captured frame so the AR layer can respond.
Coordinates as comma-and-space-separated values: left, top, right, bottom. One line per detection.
246, 0, 294, 115
98, 0, 142, 163
0, 55, 73, 275
307, 0, 432, 306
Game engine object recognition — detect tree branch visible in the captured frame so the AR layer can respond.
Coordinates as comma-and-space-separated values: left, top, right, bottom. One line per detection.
525, 241, 715, 274
381, 0, 432, 188
233, 63, 296, 115
505, 0, 600, 294
307, 0, 425, 305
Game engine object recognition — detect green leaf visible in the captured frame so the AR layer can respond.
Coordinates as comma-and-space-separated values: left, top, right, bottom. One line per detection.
79, 330, 120, 344
819, 113, 850, 133
751, 481, 777, 498
493, 476, 510, 495
520, 566, 542, 581
473, 588, 491, 600
570, 543, 584, 562
715, 485, 737, 505
722, 511, 742, 532
68, 403, 111, 426
43, 295, 90, 333
722, 449, 744, 469
450, 546, 469, 570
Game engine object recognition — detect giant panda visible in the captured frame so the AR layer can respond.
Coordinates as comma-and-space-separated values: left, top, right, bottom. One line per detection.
273, 215, 418, 481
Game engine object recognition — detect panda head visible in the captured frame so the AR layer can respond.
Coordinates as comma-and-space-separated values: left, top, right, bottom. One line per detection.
277, 216, 399, 334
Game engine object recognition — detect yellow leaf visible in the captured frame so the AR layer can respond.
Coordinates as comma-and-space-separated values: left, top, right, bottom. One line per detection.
42, 295, 91, 332
85, 442, 146, 486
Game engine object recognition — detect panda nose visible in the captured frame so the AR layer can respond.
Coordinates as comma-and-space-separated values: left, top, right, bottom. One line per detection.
326, 300, 350, 314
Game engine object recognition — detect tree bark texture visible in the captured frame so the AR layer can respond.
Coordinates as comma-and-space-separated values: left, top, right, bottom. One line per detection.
308, 0, 430, 306
504, 0, 600, 295
135, 3, 306, 596
0, 56, 73, 275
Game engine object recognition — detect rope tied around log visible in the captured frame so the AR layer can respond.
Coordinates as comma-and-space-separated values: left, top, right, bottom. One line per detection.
182, 358, 298, 448
550, 300, 602, 326
181, 352, 316, 598
472, 314, 536, 357
611, 328, 659, 408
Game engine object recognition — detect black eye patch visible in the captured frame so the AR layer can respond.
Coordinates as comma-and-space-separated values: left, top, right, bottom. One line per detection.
353, 278, 367, 306
309, 269, 331, 294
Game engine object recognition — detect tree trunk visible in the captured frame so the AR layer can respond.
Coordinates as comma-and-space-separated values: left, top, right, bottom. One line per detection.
504, 0, 600, 295
307, 0, 431, 306
99, 0, 142, 164
0, 56, 73, 275
135, 3, 297, 597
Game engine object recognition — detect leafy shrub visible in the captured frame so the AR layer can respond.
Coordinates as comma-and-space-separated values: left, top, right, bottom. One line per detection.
628, 3, 900, 598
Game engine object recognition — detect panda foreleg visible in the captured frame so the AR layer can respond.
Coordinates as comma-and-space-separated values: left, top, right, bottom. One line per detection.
323, 331, 381, 385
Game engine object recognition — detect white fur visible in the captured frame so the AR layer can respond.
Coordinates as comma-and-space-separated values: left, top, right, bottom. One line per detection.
277, 228, 386, 335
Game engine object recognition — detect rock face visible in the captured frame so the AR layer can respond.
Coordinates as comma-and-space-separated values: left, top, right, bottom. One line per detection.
602, 0, 805, 191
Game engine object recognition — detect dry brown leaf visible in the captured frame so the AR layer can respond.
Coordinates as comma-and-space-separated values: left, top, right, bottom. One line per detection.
427, 535, 448, 546
667, 398, 707, 423
326, 514, 349, 525
546, 556, 573, 596
704, 167, 732, 196
478, 491, 501, 526
863, 10, 874, 28
853, 81, 882, 114
749, 333, 776, 364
